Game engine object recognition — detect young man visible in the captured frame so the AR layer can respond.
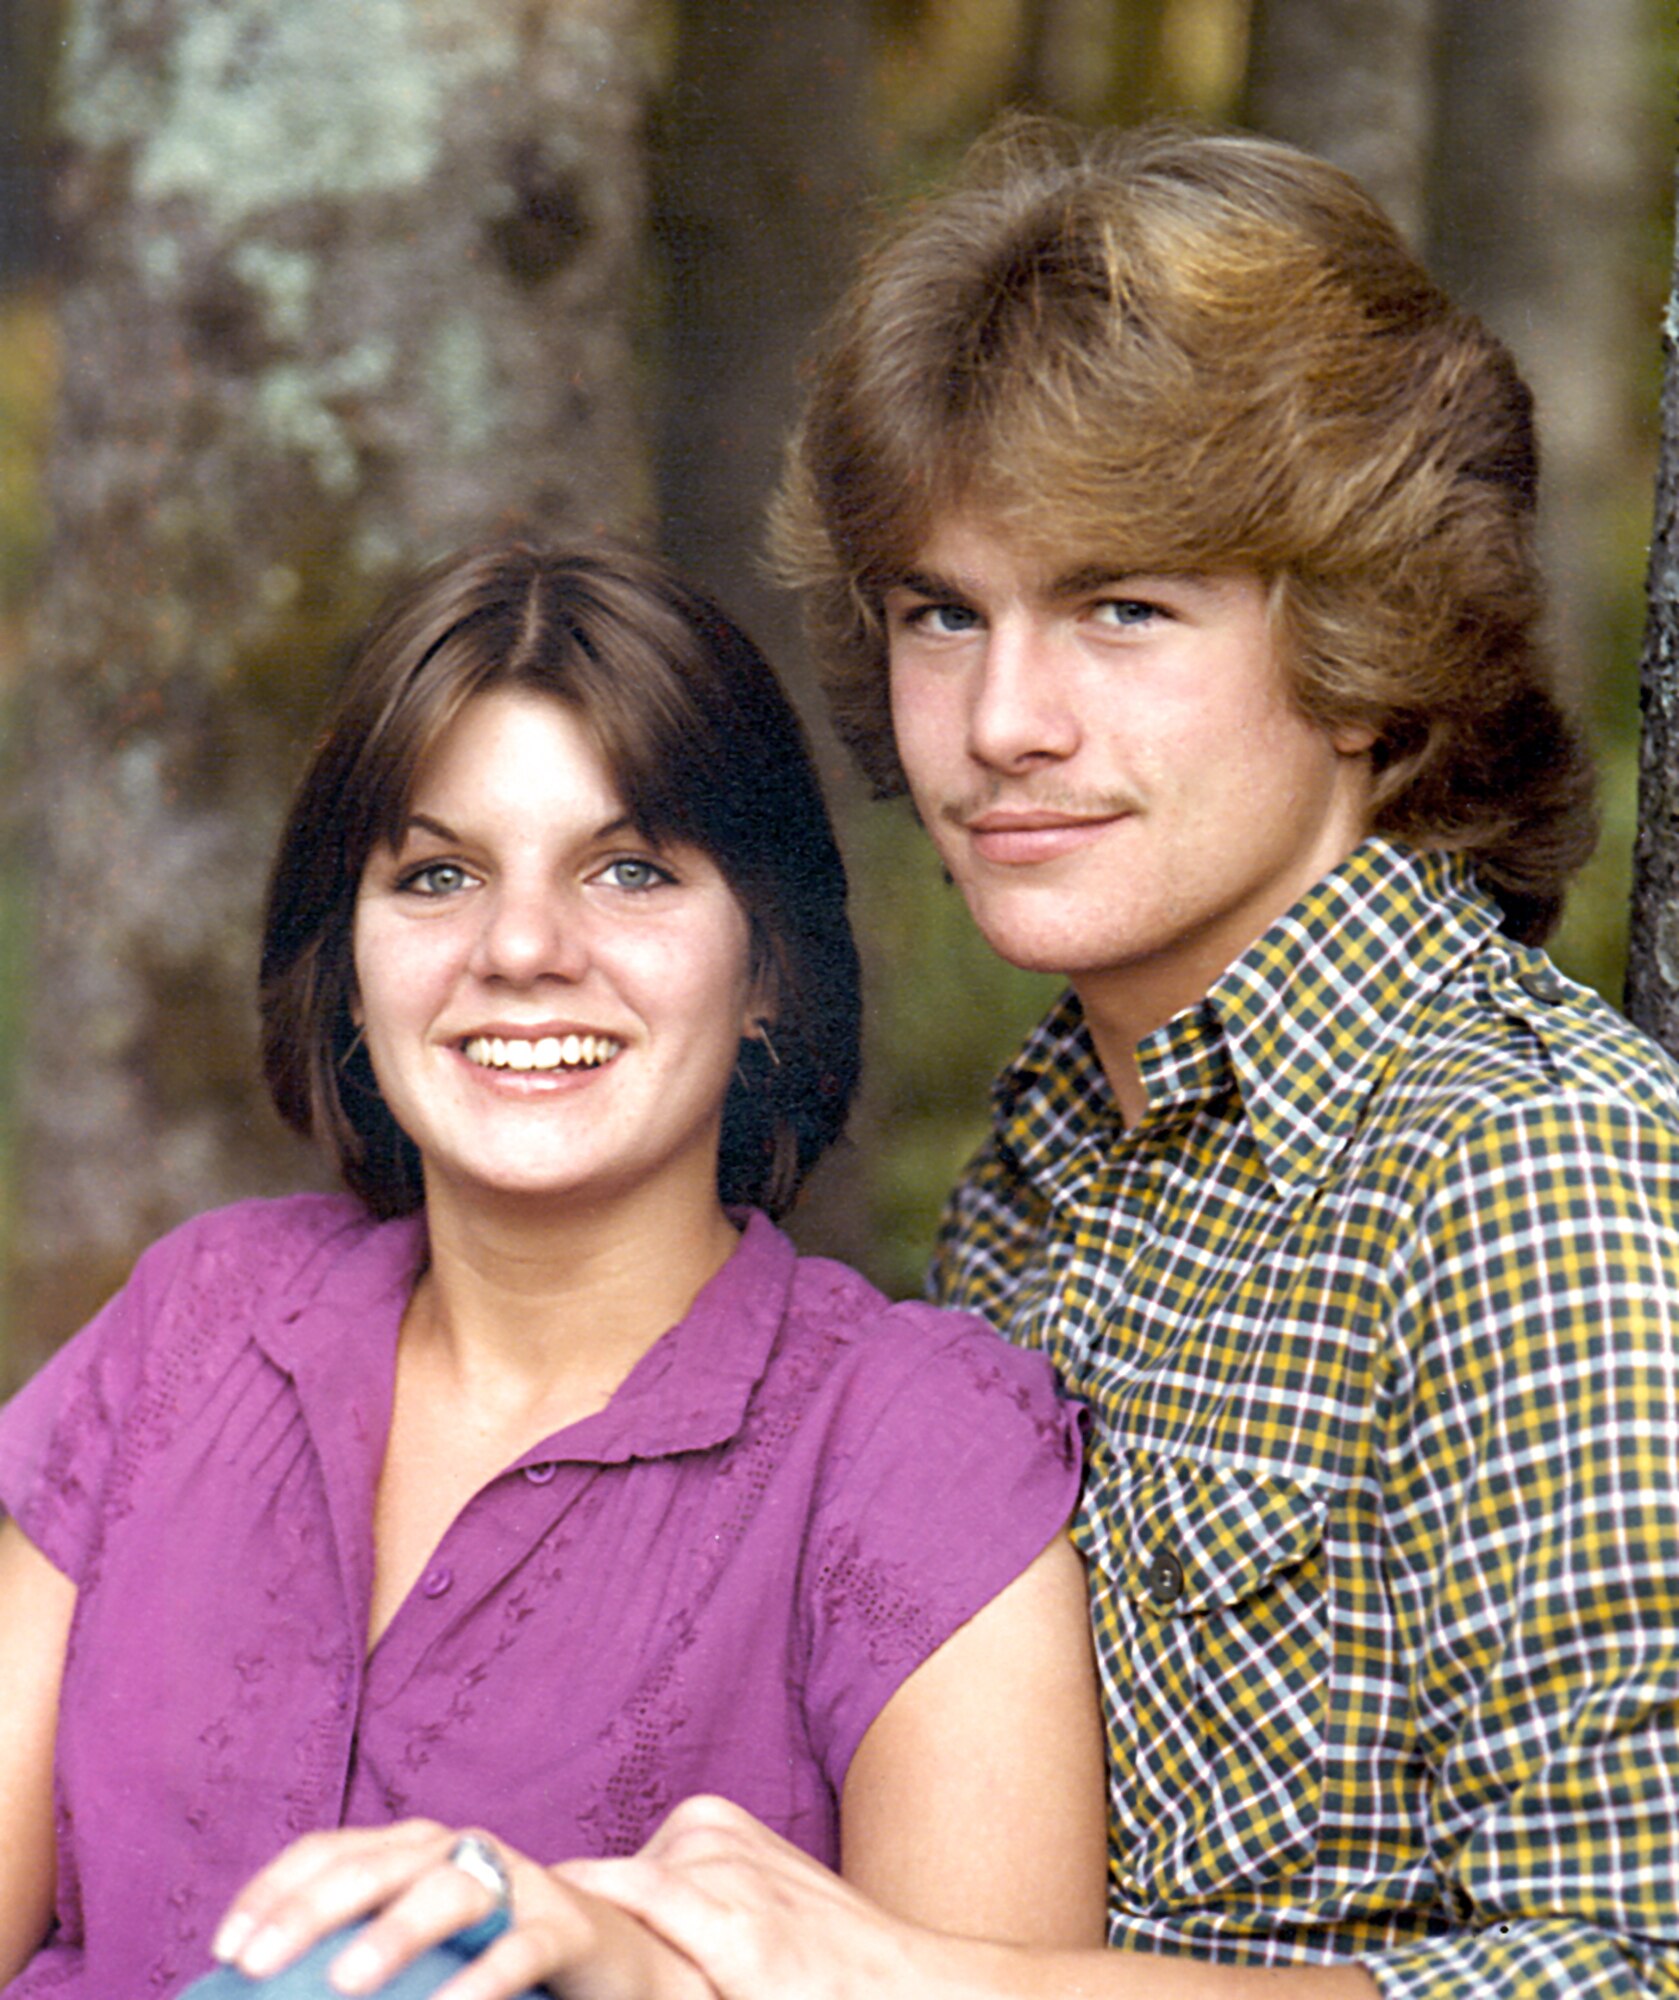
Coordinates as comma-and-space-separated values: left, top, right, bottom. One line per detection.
566, 118, 1679, 1996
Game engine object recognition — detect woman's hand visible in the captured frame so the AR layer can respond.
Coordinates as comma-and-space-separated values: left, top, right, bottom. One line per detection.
211, 1820, 715, 2000
558, 1797, 933, 2000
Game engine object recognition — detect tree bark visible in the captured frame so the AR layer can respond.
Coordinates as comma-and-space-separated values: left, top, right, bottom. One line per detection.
1429, 0, 1646, 706
651, 0, 877, 1269
652, 0, 872, 727
1243, 0, 1437, 243
8, 0, 649, 1383
1625, 154, 1679, 1059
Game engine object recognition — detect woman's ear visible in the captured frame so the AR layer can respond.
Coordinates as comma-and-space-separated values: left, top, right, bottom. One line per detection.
742, 926, 786, 1045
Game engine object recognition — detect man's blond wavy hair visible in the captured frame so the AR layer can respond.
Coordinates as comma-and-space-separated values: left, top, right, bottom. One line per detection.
771, 116, 1595, 942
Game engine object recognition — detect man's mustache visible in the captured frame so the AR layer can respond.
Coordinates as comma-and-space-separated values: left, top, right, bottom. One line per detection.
937, 785, 1142, 830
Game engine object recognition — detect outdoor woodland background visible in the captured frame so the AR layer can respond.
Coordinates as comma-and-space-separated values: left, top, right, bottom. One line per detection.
0, 0, 1676, 1387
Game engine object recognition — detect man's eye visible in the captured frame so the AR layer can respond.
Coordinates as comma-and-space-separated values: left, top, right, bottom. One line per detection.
400, 860, 473, 896
905, 601, 980, 636
1093, 598, 1161, 627
598, 857, 673, 892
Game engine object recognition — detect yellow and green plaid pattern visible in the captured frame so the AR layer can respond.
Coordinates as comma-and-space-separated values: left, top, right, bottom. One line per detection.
932, 839, 1679, 1997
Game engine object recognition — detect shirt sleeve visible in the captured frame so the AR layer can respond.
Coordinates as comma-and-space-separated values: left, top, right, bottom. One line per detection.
0, 1221, 199, 1581
1362, 1093, 1679, 1998
796, 1305, 1082, 1788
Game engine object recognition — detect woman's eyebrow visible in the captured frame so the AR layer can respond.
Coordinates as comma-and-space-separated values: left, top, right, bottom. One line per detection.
395, 810, 645, 846
395, 812, 458, 846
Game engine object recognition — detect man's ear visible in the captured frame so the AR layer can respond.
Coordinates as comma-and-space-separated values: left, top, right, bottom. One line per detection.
1330, 720, 1378, 756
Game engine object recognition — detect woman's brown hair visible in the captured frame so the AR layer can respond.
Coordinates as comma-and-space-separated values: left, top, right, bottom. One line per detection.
772, 115, 1595, 941
261, 540, 860, 1218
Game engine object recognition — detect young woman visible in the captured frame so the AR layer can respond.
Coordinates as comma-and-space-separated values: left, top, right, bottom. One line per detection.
0, 543, 1104, 2000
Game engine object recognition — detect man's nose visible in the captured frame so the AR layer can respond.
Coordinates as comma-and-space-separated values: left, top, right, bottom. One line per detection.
966, 621, 1081, 771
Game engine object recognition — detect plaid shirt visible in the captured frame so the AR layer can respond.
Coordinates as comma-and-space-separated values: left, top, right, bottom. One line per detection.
932, 838, 1679, 1997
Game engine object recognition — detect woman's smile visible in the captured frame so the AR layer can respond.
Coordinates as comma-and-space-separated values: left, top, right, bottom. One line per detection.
459, 1031, 624, 1074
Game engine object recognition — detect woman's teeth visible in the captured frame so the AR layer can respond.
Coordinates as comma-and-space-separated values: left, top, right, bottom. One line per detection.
464, 1034, 622, 1072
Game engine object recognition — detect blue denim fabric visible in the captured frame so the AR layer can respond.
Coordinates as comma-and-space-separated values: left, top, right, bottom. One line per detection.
179, 1922, 542, 1999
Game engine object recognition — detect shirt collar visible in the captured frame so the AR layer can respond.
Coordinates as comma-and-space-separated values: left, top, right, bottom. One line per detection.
552, 1208, 797, 1464
1200, 838, 1498, 1189
258, 1205, 799, 1469
992, 838, 1499, 1194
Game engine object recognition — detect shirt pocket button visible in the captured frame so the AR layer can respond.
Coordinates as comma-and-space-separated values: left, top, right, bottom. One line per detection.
1148, 1550, 1185, 1605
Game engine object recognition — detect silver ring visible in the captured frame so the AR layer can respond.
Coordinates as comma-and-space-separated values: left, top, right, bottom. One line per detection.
446, 1832, 513, 1953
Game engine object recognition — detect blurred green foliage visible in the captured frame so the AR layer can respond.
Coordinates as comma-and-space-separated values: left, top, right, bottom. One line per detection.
853, 800, 1064, 1291
0, 295, 55, 1281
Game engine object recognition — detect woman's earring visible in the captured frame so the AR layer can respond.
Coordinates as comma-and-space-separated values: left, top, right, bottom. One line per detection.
338, 1024, 367, 1072
736, 1023, 780, 1091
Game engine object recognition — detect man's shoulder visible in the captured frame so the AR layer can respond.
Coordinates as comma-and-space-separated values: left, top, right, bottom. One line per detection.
1349, 942, 1679, 1208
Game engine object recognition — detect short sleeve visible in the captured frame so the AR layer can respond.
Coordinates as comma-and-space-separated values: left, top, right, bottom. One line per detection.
0, 1219, 204, 1581
797, 1305, 1082, 1785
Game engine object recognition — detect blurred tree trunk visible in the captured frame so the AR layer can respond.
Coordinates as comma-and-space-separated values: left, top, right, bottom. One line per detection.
652, 0, 880, 1270
652, 0, 872, 728
0, 2, 62, 292
1243, 0, 1436, 242
1430, 0, 1645, 706
7, 0, 649, 1384
1626, 152, 1679, 1061
1014, 0, 1167, 123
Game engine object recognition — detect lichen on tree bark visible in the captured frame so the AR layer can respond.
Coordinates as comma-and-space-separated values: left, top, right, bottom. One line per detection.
8, 0, 649, 1383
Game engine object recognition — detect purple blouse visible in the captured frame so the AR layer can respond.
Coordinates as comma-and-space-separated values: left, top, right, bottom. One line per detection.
0, 1196, 1079, 2000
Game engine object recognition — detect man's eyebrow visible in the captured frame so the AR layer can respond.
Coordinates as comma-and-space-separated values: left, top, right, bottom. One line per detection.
885, 566, 972, 602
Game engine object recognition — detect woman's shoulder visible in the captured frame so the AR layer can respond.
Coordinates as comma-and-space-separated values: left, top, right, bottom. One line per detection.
68, 1192, 388, 1366
133, 1190, 381, 1281
149, 1189, 378, 1253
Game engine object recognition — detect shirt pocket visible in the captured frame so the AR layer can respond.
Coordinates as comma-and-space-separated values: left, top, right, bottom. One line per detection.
1079, 1453, 1331, 1910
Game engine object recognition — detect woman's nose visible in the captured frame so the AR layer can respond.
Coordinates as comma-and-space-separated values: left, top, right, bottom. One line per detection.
469, 882, 591, 985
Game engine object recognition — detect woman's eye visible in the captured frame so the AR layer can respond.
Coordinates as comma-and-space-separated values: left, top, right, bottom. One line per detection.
400, 860, 473, 896
598, 856, 673, 892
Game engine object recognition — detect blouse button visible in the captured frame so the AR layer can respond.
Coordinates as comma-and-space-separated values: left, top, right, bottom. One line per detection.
421, 1566, 453, 1598
524, 1462, 558, 1484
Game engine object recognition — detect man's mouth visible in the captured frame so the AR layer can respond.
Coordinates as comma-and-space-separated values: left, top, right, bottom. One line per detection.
957, 806, 1134, 865
462, 1034, 623, 1073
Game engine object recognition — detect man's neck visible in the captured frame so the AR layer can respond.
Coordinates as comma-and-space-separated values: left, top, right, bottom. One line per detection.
1083, 1015, 1149, 1128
